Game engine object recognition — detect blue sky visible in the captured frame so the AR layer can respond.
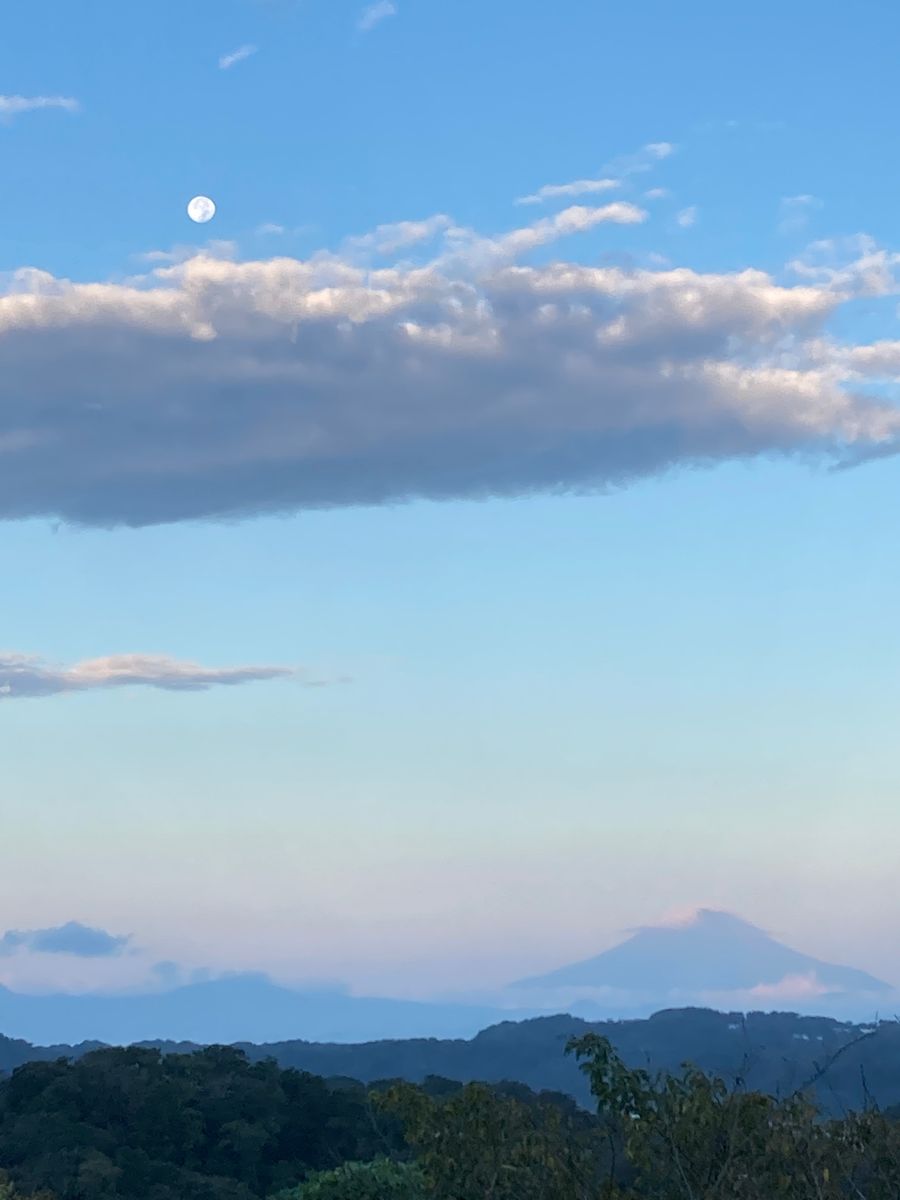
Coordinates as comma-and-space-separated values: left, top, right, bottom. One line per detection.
2, 0, 900, 1001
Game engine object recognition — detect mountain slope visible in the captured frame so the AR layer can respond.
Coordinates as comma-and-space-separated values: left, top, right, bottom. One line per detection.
512, 909, 892, 996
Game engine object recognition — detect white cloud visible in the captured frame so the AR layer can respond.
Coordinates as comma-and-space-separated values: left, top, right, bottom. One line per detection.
603, 141, 677, 178
0, 94, 79, 119
256, 222, 286, 236
748, 972, 836, 1000
0, 653, 307, 699
358, 1, 397, 32
440, 202, 646, 270
644, 187, 669, 200
515, 178, 620, 207
675, 205, 698, 228
218, 44, 258, 70
134, 240, 238, 266
518, 143, 674, 210
345, 214, 455, 255
788, 233, 900, 297
778, 194, 823, 235
0, 213, 898, 527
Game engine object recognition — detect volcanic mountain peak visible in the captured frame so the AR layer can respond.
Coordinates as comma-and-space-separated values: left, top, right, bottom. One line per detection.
511, 908, 892, 998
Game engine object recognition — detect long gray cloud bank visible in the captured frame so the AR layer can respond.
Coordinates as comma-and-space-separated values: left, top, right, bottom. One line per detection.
1, 208, 899, 526
0, 653, 299, 698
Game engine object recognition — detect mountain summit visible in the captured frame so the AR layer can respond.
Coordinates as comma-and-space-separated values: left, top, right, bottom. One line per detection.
511, 909, 891, 1000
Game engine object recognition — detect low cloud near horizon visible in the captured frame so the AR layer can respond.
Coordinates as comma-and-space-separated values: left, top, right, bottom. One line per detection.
0, 653, 303, 699
0, 921, 130, 958
0, 208, 899, 527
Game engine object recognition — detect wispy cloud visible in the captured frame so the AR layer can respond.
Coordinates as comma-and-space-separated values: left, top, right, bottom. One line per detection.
0, 94, 80, 120
358, 1, 397, 32
256, 222, 286, 236
603, 141, 676, 178
676, 205, 698, 228
135, 240, 238, 266
778, 194, 823, 235
0, 922, 131, 958
0, 653, 308, 699
515, 177, 620, 207
788, 233, 900, 296
219, 44, 258, 70
345, 214, 455, 255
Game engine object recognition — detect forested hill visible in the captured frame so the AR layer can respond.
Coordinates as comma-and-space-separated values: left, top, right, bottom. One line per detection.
2, 1007, 898, 1118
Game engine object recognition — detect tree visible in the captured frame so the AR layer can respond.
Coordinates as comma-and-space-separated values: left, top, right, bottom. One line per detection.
374, 1078, 612, 1200
567, 1031, 900, 1199
272, 1159, 424, 1200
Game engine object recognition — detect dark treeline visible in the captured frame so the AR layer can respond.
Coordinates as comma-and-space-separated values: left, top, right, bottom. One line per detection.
0, 1032, 899, 1200
4, 1008, 900, 1118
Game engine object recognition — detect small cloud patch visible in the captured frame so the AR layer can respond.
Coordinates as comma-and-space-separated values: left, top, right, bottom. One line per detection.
358, 1, 397, 32
219, 44, 258, 70
0, 95, 80, 120
0, 921, 130, 958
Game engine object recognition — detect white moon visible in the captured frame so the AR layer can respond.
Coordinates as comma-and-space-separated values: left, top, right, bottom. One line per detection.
187, 195, 216, 224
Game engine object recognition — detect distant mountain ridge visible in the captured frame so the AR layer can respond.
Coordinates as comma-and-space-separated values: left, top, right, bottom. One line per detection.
512, 908, 892, 998
0, 976, 527, 1047
0, 908, 892, 1046
3, 1007, 899, 1121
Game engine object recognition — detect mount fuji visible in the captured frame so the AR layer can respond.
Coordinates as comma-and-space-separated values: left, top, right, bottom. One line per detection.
508, 908, 894, 1017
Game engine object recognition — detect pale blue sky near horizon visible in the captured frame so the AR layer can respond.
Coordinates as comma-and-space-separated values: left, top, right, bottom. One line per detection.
2, 0, 900, 999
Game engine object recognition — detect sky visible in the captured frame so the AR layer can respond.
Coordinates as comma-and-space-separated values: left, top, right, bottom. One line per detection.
2, 0, 900, 1003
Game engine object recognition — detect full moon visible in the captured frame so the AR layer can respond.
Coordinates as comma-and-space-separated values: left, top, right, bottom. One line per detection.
187, 195, 216, 224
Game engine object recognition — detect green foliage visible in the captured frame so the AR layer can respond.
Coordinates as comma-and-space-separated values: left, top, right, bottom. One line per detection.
0, 1047, 401, 1200
272, 1159, 424, 1200
374, 1078, 616, 1200
0, 1169, 56, 1200
2, 1030, 900, 1200
567, 1031, 900, 1198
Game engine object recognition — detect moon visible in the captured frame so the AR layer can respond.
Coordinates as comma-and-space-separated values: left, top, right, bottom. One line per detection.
187, 195, 216, 224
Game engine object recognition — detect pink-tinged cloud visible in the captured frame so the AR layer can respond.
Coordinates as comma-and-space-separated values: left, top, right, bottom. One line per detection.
748, 972, 837, 1000
0, 653, 311, 699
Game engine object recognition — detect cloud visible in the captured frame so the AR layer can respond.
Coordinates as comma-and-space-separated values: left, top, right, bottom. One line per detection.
777, 194, 823, 235
0, 212, 899, 527
358, 1, 396, 32
747, 971, 836, 1000
0, 921, 130, 958
788, 233, 900, 296
0, 94, 80, 120
0, 653, 306, 698
644, 187, 669, 200
256, 222, 286, 236
218, 44, 258, 70
345, 214, 455, 256
603, 141, 676, 178
515, 178, 620, 207
135, 240, 238, 266
675, 205, 698, 228
439, 202, 646, 270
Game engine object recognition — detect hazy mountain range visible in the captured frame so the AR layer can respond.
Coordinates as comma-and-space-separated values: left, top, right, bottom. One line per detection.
0, 909, 893, 1046
2, 1008, 898, 1122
